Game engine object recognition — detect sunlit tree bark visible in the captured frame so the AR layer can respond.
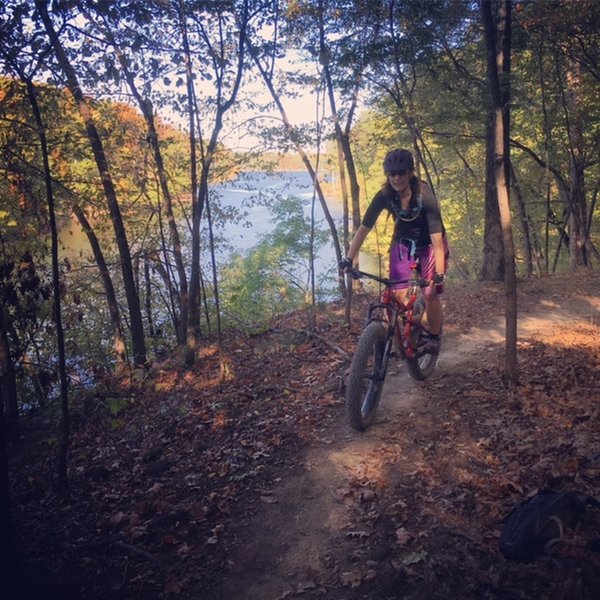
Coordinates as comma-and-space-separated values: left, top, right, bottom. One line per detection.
482, 0, 518, 385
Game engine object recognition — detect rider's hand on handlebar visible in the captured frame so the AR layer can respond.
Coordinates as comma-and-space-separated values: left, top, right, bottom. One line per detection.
338, 257, 353, 272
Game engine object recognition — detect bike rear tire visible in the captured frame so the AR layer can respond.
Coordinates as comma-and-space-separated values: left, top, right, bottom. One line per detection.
406, 297, 437, 380
406, 338, 437, 380
346, 321, 388, 431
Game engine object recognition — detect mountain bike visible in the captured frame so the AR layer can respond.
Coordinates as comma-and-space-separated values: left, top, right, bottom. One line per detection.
345, 262, 438, 431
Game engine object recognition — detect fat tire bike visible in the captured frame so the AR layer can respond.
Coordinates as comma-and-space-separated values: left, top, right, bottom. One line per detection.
345, 262, 438, 431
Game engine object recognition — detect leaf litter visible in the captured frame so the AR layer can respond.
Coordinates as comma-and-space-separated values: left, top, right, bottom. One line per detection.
9, 270, 600, 599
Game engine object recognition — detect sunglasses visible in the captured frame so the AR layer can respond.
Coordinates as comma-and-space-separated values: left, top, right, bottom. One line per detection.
387, 169, 409, 177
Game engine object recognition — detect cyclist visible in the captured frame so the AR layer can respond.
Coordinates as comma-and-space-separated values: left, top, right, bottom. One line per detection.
339, 148, 449, 354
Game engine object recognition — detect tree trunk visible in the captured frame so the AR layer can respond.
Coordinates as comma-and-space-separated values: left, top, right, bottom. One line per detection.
480, 113, 506, 280
184, 0, 249, 366
72, 205, 128, 371
317, 0, 361, 322
0, 389, 22, 597
37, 0, 146, 367
561, 58, 591, 268
510, 164, 542, 276
23, 73, 71, 486
125, 89, 188, 343
184, 67, 202, 364
144, 258, 154, 338
0, 309, 18, 432
80, 5, 189, 345
482, 0, 518, 385
248, 40, 346, 297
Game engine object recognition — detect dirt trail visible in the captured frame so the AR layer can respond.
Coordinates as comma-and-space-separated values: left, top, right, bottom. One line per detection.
10, 274, 599, 600
217, 294, 600, 600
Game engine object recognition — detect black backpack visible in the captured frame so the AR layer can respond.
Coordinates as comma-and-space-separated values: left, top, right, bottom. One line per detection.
499, 489, 600, 563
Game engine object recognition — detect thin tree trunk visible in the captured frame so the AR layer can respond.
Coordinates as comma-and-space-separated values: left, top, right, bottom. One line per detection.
23, 74, 70, 486
538, 34, 552, 275
144, 258, 154, 337
248, 41, 345, 298
37, 0, 146, 367
316, 0, 364, 236
480, 113, 505, 281
482, 0, 518, 385
154, 192, 181, 336
0, 309, 18, 432
0, 382, 22, 597
82, 7, 189, 344
510, 163, 540, 275
125, 92, 187, 341
181, 13, 202, 365
317, 0, 359, 322
183, 1, 249, 365
559, 57, 590, 268
71, 205, 128, 371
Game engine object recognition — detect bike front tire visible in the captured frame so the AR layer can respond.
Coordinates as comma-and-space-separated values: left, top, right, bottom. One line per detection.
346, 321, 388, 431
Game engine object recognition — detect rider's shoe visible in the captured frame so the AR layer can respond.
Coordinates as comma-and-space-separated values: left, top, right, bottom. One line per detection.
420, 333, 441, 355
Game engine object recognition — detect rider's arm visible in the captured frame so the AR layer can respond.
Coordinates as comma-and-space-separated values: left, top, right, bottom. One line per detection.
430, 232, 446, 277
346, 225, 371, 262
422, 186, 446, 279
345, 191, 387, 263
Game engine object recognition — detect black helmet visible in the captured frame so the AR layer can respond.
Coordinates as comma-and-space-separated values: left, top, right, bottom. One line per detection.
383, 149, 414, 173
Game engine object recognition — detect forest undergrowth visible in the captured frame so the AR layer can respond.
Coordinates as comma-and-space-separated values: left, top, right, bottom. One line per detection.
8, 270, 600, 600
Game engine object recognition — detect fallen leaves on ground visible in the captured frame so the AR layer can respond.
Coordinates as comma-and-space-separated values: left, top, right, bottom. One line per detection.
9, 270, 600, 599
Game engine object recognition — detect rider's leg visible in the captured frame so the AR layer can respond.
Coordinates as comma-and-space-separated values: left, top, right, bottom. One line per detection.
420, 293, 442, 354
424, 294, 443, 336
419, 240, 448, 353
388, 240, 413, 305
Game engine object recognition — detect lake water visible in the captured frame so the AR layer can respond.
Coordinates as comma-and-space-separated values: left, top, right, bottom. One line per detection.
60, 170, 344, 294
208, 171, 342, 290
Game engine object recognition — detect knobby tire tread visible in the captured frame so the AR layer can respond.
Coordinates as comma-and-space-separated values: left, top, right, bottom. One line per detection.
346, 321, 388, 431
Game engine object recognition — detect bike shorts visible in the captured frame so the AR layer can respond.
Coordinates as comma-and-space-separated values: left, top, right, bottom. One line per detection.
389, 237, 450, 297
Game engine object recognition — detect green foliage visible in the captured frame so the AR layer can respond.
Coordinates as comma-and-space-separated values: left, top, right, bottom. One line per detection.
106, 396, 130, 417
219, 194, 330, 328
0, 249, 54, 411
0, 0, 599, 394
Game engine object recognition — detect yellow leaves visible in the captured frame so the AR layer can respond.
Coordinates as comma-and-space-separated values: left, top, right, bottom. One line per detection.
0, 209, 17, 227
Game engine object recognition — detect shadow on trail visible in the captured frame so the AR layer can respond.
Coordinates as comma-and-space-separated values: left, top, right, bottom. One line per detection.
217, 312, 600, 600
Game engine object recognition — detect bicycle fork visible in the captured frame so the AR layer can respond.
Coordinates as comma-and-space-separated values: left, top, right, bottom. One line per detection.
379, 335, 394, 379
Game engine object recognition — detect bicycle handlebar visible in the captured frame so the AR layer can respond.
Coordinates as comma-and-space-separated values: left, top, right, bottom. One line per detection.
349, 268, 430, 288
